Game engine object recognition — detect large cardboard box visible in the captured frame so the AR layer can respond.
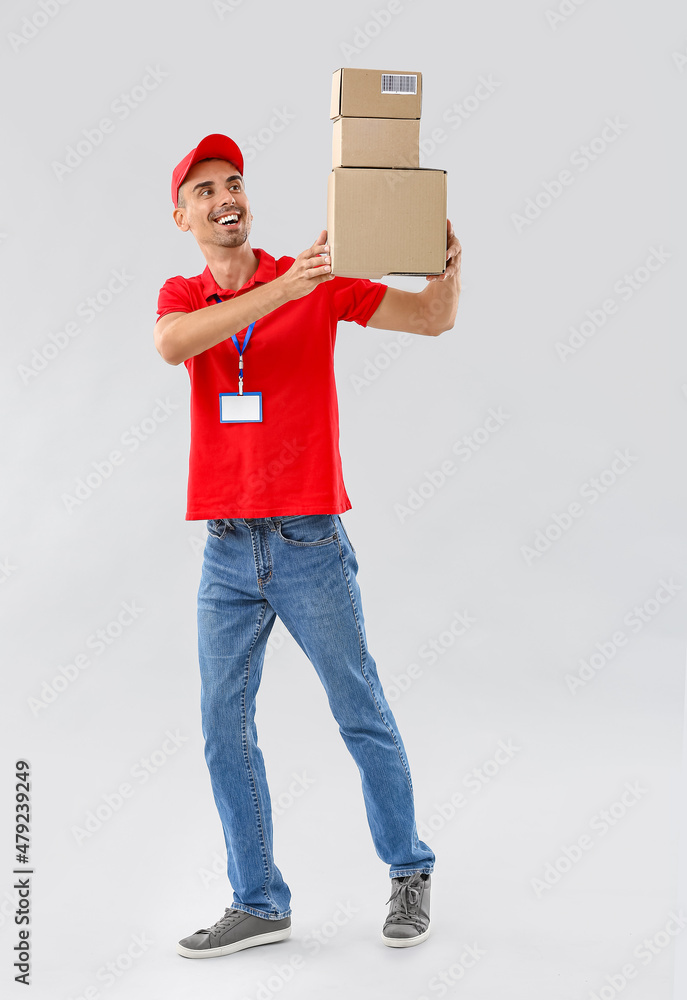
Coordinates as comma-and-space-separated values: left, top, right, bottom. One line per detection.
330, 68, 422, 120
327, 167, 447, 279
332, 117, 420, 168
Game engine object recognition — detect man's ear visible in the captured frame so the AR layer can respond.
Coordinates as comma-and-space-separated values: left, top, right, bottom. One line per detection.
173, 208, 190, 232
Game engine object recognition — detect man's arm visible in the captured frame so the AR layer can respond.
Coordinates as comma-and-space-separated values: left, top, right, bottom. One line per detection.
367, 220, 462, 337
154, 232, 333, 365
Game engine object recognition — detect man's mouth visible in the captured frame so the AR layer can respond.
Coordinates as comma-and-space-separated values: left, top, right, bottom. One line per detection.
214, 213, 241, 228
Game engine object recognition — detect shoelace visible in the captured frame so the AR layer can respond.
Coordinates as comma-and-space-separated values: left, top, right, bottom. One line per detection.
385, 874, 425, 927
202, 907, 244, 937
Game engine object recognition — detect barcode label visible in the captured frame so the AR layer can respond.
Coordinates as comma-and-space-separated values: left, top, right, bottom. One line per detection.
381, 74, 417, 95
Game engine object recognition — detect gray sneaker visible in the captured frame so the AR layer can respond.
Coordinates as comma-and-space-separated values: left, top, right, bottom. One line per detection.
382, 872, 431, 948
177, 907, 291, 959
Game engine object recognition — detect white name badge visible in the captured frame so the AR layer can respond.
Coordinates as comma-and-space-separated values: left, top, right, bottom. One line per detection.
219, 391, 263, 423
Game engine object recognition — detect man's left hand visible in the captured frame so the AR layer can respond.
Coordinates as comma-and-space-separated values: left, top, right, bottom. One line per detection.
425, 219, 461, 282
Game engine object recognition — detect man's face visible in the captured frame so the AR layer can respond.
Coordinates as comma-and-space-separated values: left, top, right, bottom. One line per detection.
173, 158, 252, 248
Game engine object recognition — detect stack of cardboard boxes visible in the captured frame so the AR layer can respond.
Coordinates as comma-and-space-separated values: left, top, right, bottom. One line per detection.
327, 68, 447, 280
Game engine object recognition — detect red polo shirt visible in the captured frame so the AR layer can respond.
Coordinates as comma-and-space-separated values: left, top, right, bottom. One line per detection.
156, 248, 388, 519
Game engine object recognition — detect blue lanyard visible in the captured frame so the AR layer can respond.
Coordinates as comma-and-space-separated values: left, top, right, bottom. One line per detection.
210, 293, 255, 357
211, 293, 255, 395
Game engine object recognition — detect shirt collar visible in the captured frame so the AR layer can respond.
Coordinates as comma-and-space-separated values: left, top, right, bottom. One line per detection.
201, 248, 277, 301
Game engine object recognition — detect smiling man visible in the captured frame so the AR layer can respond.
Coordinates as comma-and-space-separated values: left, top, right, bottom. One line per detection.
155, 133, 461, 960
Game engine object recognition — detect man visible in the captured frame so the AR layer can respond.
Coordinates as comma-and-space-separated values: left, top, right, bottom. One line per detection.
155, 133, 461, 959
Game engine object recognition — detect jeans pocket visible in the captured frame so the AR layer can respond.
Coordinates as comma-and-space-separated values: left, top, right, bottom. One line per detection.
207, 519, 227, 539
277, 514, 336, 546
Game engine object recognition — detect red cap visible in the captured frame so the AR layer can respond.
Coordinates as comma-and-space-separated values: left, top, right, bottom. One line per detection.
172, 134, 245, 207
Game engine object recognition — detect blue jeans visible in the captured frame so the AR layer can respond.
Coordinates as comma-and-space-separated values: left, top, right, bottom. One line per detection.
196, 513, 435, 920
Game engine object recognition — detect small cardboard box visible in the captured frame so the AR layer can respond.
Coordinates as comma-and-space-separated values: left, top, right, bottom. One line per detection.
330, 68, 422, 120
327, 167, 447, 279
332, 117, 420, 168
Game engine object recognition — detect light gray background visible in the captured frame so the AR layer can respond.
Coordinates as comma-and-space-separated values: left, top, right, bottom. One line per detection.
1, 1, 685, 998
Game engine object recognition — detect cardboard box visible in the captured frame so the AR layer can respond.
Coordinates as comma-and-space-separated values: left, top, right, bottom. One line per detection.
330, 68, 422, 120
327, 167, 447, 279
332, 117, 420, 168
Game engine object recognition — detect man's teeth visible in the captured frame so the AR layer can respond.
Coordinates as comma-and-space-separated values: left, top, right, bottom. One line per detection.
217, 214, 239, 225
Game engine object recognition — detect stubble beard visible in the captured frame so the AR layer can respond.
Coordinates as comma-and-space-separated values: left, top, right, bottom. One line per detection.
213, 214, 251, 248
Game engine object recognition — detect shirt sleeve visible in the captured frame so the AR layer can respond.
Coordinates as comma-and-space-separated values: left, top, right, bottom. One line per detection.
330, 276, 388, 327
156, 275, 195, 321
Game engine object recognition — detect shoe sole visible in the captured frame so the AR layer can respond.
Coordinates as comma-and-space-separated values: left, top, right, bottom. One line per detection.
176, 926, 291, 959
381, 925, 431, 948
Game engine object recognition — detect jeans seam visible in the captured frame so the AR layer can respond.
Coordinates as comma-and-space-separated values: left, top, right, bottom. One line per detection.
335, 515, 356, 555
278, 536, 336, 547
250, 524, 273, 592
240, 599, 280, 912
334, 529, 415, 795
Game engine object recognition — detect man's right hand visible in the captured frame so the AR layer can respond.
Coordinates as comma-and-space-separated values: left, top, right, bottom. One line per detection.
280, 230, 335, 301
